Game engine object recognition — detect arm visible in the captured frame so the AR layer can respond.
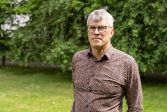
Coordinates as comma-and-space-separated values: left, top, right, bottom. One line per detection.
125, 59, 143, 112
71, 53, 76, 112
71, 77, 75, 112
71, 76, 75, 112
71, 100, 75, 112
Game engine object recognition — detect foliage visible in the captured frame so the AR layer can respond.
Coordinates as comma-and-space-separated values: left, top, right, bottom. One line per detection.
46, 39, 77, 71
9, 0, 167, 73
0, 0, 13, 56
110, 0, 167, 73
0, 0, 27, 64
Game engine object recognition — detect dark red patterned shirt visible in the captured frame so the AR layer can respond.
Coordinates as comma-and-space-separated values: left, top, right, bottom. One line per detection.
71, 46, 143, 112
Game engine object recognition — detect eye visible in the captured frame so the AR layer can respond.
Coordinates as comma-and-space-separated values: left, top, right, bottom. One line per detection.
98, 26, 107, 31
89, 26, 96, 30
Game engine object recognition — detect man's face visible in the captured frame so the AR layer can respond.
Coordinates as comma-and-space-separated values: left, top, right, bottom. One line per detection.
87, 19, 114, 50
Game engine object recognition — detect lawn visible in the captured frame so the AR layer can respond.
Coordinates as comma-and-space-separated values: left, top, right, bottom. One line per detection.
0, 66, 167, 112
0, 66, 73, 112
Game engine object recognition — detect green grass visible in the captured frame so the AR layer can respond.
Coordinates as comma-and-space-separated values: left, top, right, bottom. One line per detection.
142, 83, 167, 112
0, 66, 167, 112
0, 66, 73, 112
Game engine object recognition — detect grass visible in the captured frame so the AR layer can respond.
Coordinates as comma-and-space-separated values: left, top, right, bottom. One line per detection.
0, 66, 167, 112
0, 66, 73, 112
142, 83, 167, 112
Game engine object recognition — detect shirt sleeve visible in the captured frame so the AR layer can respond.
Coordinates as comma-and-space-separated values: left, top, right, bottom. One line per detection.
71, 53, 76, 112
71, 75, 75, 112
71, 101, 75, 112
125, 58, 143, 112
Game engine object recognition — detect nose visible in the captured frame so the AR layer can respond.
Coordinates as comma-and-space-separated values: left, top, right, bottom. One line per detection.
94, 28, 100, 34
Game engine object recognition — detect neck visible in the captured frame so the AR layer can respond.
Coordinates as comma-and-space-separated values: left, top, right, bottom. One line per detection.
91, 44, 110, 60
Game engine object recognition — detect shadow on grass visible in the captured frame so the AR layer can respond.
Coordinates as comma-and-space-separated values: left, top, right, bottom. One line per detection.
0, 65, 72, 83
1, 65, 166, 84
141, 73, 167, 84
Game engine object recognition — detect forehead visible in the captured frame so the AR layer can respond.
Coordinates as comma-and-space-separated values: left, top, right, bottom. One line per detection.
88, 19, 107, 26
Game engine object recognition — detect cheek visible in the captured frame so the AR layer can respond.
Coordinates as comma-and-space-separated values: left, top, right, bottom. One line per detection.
102, 35, 111, 42
88, 31, 92, 37
105, 32, 112, 39
88, 34, 92, 43
88, 33, 91, 39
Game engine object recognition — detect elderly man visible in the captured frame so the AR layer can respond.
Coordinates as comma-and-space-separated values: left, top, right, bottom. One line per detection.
71, 9, 143, 112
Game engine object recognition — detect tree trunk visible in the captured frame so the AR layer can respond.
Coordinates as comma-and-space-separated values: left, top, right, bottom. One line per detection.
2, 55, 6, 65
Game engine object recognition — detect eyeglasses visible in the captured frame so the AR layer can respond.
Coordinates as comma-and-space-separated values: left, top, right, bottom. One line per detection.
87, 25, 112, 33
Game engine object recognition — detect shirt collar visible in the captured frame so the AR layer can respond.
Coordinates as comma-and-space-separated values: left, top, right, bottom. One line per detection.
87, 45, 114, 61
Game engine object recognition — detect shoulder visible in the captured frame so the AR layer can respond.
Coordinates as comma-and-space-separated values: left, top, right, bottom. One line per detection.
112, 48, 137, 65
72, 49, 89, 63
113, 48, 140, 78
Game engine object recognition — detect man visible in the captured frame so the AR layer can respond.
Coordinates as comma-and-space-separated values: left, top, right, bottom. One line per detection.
71, 9, 143, 112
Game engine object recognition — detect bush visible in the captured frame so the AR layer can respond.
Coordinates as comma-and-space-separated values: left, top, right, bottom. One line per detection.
10, 0, 167, 73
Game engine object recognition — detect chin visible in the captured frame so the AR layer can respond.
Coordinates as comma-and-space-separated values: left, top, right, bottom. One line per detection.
91, 44, 103, 49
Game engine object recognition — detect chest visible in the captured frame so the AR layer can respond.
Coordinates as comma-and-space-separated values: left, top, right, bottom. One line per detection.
73, 59, 127, 95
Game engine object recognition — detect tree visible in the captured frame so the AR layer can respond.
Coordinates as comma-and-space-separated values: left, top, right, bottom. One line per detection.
10, 0, 167, 73
0, 0, 28, 65
0, 0, 13, 65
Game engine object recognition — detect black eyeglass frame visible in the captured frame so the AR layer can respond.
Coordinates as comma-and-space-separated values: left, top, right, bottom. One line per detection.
87, 25, 113, 33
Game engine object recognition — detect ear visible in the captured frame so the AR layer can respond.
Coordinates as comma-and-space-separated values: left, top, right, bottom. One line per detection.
109, 29, 114, 40
110, 28, 114, 36
111, 28, 115, 34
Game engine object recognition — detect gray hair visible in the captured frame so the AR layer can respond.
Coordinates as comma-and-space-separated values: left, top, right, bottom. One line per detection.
87, 9, 114, 27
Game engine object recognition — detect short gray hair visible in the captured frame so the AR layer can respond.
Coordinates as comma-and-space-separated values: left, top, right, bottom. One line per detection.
87, 9, 114, 27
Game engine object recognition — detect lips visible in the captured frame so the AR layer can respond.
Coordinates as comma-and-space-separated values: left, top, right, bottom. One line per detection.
92, 38, 102, 40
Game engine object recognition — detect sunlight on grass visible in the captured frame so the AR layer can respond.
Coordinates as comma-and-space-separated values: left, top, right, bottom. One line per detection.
0, 66, 167, 112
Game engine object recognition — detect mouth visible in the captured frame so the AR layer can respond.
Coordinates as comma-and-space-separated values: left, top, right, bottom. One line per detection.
92, 38, 102, 40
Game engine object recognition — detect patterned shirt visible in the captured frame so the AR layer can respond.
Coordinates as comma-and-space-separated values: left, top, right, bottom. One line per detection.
71, 46, 143, 112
